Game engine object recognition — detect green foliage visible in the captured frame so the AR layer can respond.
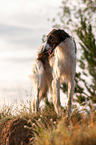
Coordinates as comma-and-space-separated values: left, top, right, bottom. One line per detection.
77, 20, 96, 103
42, 34, 46, 43
48, 0, 96, 106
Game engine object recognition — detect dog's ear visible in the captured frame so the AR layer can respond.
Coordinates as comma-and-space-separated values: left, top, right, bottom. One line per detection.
47, 29, 57, 39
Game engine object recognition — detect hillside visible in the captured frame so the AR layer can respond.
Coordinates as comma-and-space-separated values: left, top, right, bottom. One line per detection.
0, 103, 96, 145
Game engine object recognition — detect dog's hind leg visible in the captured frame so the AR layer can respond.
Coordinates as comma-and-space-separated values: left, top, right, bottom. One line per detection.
67, 78, 74, 115
52, 77, 61, 115
32, 67, 40, 113
33, 87, 40, 112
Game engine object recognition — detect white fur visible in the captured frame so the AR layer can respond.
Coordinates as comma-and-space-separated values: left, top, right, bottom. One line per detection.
29, 44, 52, 112
50, 37, 76, 115
30, 37, 76, 115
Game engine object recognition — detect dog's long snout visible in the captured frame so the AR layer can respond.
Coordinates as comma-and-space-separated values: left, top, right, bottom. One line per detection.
44, 43, 51, 52
44, 43, 56, 54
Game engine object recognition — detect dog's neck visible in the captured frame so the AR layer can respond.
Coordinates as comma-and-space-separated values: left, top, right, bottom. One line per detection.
37, 53, 50, 69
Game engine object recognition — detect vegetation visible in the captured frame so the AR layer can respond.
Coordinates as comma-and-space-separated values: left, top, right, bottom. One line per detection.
0, 103, 96, 145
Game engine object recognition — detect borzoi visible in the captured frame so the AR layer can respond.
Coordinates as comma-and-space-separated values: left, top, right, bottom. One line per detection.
30, 29, 76, 115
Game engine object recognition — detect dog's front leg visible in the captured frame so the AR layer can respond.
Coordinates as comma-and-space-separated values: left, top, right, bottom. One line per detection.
52, 77, 60, 115
67, 78, 74, 115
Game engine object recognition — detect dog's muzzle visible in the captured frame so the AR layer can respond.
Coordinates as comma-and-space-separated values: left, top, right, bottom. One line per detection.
44, 43, 56, 54
44, 43, 51, 51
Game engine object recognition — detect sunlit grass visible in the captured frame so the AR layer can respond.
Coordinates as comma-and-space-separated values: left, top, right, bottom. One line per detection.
0, 101, 96, 145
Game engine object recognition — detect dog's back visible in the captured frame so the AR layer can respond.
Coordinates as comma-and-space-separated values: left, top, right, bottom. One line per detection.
51, 37, 76, 83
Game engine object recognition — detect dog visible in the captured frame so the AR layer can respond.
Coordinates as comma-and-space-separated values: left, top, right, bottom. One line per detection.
29, 43, 53, 112
44, 29, 76, 115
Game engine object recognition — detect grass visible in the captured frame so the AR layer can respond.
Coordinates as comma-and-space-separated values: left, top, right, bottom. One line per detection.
0, 101, 96, 145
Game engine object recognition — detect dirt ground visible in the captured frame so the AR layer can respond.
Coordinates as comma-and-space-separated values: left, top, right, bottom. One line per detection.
0, 118, 32, 145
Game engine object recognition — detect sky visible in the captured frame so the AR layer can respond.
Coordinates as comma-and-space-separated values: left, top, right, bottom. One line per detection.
0, 0, 62, 106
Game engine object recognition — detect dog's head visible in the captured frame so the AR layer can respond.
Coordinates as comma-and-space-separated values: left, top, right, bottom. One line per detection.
44, 29, 70, 54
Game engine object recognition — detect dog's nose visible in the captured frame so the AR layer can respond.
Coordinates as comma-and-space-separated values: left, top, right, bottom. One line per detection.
44, 43, 51, 52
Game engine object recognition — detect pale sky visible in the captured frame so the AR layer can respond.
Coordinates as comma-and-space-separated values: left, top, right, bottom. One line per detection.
0, 0, 62, 79
0, 0, 62, 104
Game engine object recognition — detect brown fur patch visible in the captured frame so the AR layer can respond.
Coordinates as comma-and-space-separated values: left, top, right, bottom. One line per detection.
47, 29, 70, 48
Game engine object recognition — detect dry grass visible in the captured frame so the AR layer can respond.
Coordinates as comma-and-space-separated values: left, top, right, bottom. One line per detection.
35, 111, 96, 145
0, 102, 96, 145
